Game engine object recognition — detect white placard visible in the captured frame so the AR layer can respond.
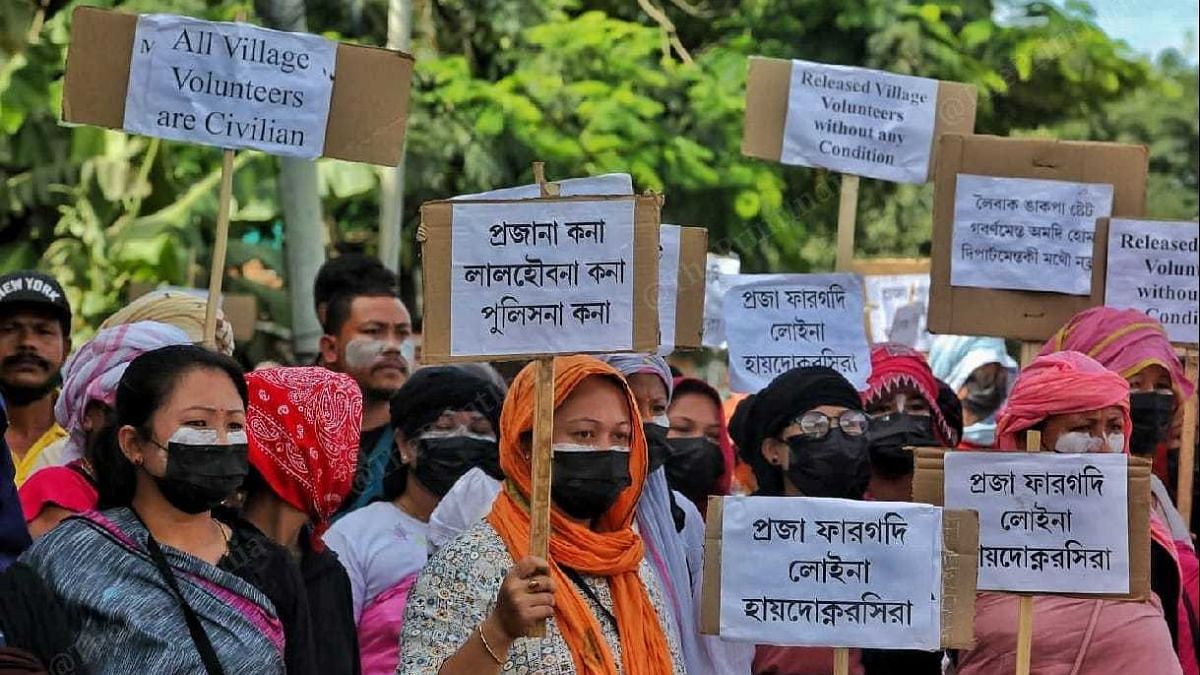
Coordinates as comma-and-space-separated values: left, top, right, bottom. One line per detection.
950, 175, 1114, 296
1105, 219, 1199, 345
944, 452, 1129, 594
451, 173, 634, 201
449, 199, 637, 356
124, 14, 337, 159
719, 496, 943, 649
724, 274, 872, 392
657, 225, 682, 355
781, 60, 939, 184
863, 273, 931, 350
701, 254, 742, 349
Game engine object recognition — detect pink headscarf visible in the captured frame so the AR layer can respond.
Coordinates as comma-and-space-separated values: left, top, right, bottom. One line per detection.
1041, 307, 1194, 400
995, 351, 1131, 451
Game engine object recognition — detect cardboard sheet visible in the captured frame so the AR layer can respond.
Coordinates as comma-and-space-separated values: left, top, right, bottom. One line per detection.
419, 194, 662, 363
741, 57, 977, 182
912, 447, 1151, 601
63, 6, 413, 166
701, 496, 979, 649
673, 226, 708, 350
927, 135, 1148, 340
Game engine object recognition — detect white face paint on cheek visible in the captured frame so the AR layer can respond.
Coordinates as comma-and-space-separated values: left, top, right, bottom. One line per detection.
344, 338, 389, 370
168, 427, 248, 445
1105, 433, 1125, 454
1053, 431, 1104, 454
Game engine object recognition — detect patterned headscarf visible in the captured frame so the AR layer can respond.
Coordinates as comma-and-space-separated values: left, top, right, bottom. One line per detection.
245, 367, 363, 549
1040, 307, 1194, 400
101, 289, 235, 356
55, 321, 192, 461
597, 353, 674, 402
862, 343, 958, 446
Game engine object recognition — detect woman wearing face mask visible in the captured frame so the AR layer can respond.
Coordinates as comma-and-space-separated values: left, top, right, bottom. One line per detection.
928, 335, 1018, 449
326, 366, 503, 675
18, 345, 284, 674
230, 367, 364, 675
1037, 309, 1199, 674
861, 344, 961, 502
729, 366, 871, 675
666, 377, 735, 516
400, 355, 684, 674
953, 351, 1184, 675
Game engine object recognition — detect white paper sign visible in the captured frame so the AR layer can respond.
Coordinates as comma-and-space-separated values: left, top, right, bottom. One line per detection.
701, 254, 742, 348
724, 274, 872, 392
863, 273, 932, 350
1105, 219, 1199, 345
124, 14, 337, 159
657, 225, 682, 355
449, 199, 636, 356
950, 175, 1114, 296
718, 496, 943, 649
451, 173, 634, 201
781, 60, 939, 184
944, 452, 1129, 594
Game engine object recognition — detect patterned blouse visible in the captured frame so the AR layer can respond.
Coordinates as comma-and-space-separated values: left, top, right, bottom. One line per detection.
399, 521, 687, 674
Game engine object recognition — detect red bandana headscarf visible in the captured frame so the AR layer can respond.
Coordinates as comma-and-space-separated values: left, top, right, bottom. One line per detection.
245, 367, 363, 549
862, 343, 957, 446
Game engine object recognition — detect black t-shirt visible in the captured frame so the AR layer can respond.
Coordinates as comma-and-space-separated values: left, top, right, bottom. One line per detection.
298, 530, 361, 675
338, 425, 390, 515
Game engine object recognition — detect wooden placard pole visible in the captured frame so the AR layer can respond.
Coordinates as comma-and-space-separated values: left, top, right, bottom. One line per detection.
527, 162, 556, 638
833, 647, 850, 675
202, 148, 236, 349
1178, 348, 1198, 528
835, 174, 860, 273
1014, 429, 1041, 675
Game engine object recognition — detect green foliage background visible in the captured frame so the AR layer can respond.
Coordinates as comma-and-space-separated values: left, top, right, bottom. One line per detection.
1, 0, 1196, 352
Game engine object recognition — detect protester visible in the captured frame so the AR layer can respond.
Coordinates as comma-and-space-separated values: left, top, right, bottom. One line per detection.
0, 402, 32, 570
0, 271, 71, 486
1037, 307, 1199, 672
666, 376, 735, 516
18, 345, 284, 674
318, 262, 414, 512
313, 254, 399, 329
19, 321, 191, 538
953, 351, 1183, 675
928, 335, 1018, 449
862, 343, 961, 502
99, 288, 236, 356
729, 366, 870, 675
399, 355, 684, 674
234, 366, 364, 675
326, 365, 503, 675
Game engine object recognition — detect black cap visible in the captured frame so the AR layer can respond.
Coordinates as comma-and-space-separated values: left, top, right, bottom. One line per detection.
0, 271, 72, 335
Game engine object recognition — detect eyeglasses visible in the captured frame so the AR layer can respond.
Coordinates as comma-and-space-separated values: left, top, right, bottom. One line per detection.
790, 410, 870, 440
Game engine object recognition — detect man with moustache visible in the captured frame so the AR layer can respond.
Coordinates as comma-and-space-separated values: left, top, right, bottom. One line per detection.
318, 263, 415, 514
0, 271, 71, 486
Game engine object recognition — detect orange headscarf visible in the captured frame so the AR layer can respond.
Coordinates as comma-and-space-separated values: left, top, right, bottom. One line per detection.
486, 355, 674, 675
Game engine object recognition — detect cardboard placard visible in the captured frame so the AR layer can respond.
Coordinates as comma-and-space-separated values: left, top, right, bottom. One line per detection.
419, 194, 662, 363
673, 226, 708, 350
700, 496, 979, 649
911, 447, 1151, 600
1100, 217, 1199, 346
741, 56, 977, 181
63, 6, 413, 166
927, 135, 1148, 341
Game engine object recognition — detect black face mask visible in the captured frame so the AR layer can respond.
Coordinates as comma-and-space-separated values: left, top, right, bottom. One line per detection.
150, 440, 249, 514
1129, 391, 1175, 456
785, 430, 870, 499
643, 422, 671, 474
413, 436, 499, 497
664, 436, 724, 506
963, 379, 1005, 418
866, 413, 936, 479
551, 449, 631, 520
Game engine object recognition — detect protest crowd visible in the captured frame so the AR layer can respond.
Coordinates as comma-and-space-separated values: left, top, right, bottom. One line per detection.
1, 5, 1199, 675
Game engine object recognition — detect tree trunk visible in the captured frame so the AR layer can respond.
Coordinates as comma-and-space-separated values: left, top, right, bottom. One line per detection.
256, 0, 324, 362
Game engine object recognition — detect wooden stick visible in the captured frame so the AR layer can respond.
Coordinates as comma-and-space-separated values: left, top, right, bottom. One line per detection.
527, 357, 555, 637
835, 174, 860, 273
203, 148, 236, 349
1177, 348, 1198, 528
1015, 429, 1039, 675
833, 647, 850, 675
